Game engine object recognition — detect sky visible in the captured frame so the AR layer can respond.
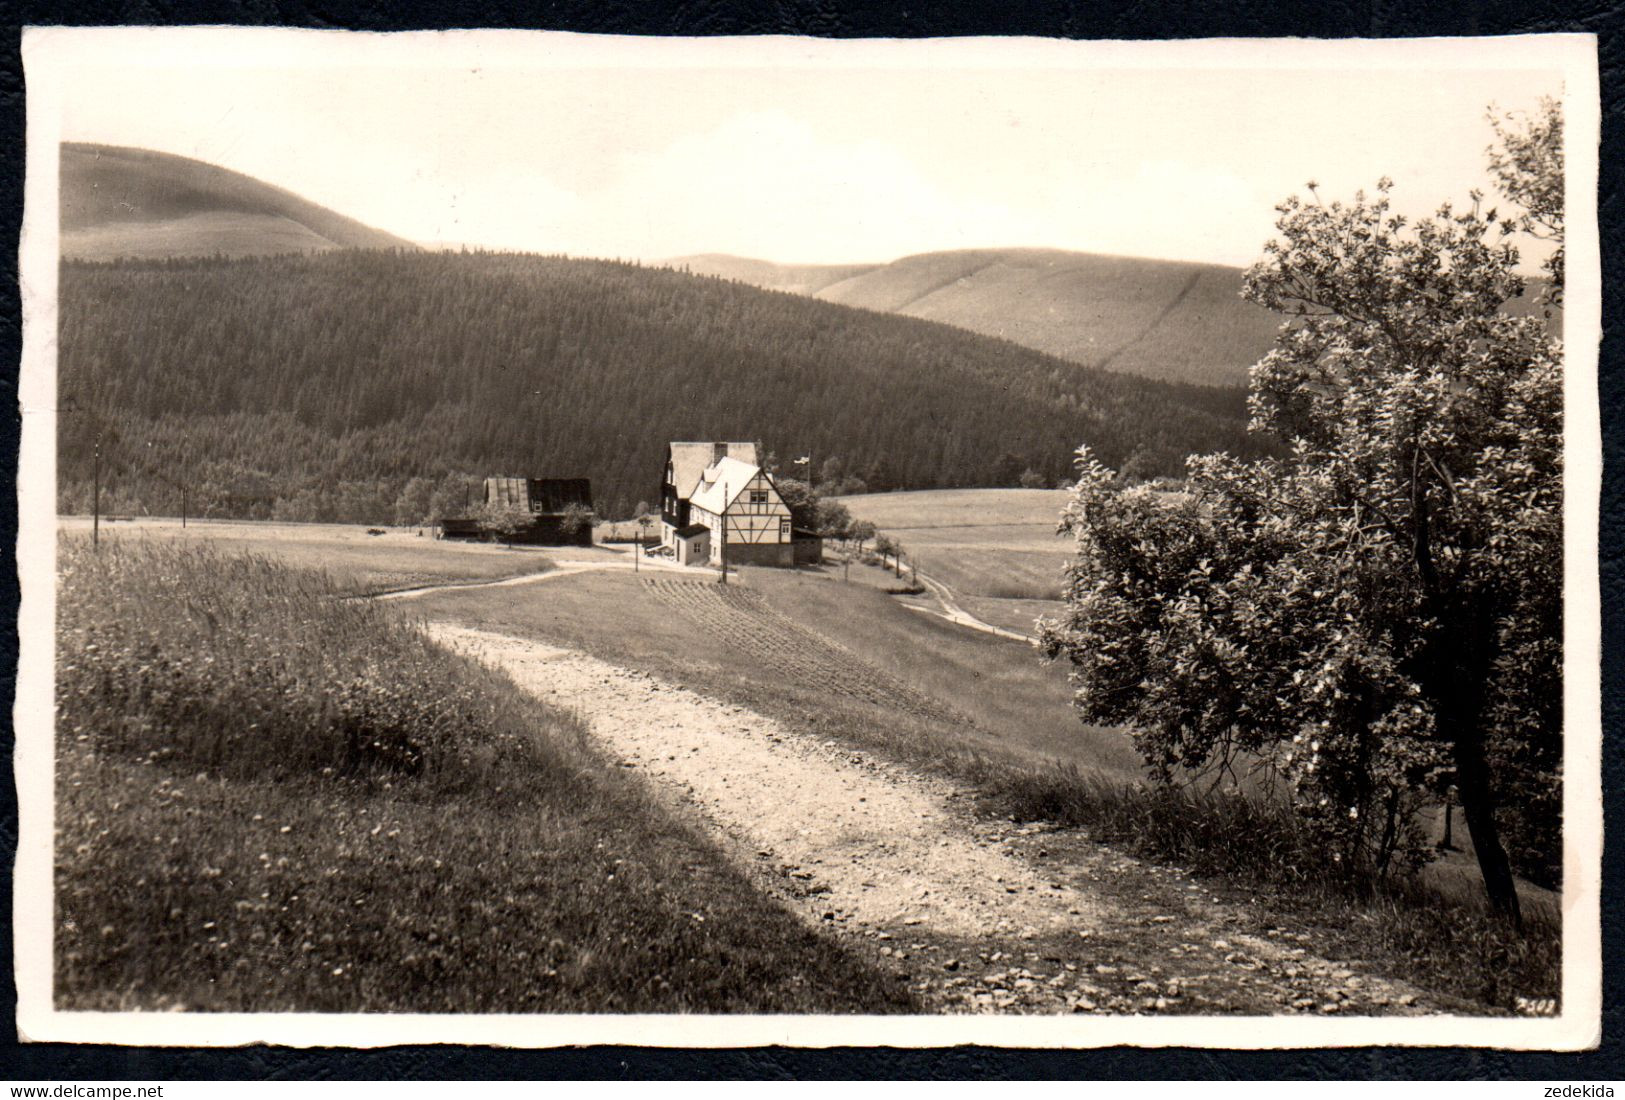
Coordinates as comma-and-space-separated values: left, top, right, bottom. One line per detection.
49, 33, 1566, 268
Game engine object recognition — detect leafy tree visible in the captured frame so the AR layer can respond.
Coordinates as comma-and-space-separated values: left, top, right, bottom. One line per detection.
1019, 467, 1048, 489
1041, 107, 1564, 925
1115, 445, 1161, 487
476, 503, 532, 547
849, 520, 877, 553
873, 533, 906, 574
814, 499, 853, 540
774, 478, 821, 530
393, 476, 436, 527
1488, 96, 1563, 307
559, 502, 594, 542
428, 473, 479, 523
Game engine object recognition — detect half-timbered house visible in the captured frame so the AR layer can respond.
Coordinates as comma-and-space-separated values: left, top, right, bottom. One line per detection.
659, 442, 803, 567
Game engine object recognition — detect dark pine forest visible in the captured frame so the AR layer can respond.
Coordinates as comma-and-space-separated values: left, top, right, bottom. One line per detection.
58, 250, 1267, 523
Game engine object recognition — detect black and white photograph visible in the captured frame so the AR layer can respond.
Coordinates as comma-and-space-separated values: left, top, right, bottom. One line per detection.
13, 28, 1601, 1050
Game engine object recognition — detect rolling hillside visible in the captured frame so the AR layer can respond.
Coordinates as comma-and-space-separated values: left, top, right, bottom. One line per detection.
60, 143, 417, 260
671, 248, 1285, 387
57, 250, 1268, 524
674, 248, 1559, 388
668, 254, 879, 296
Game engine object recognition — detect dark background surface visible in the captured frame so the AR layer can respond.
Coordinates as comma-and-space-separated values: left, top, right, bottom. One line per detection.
2, 0, 1620, 1081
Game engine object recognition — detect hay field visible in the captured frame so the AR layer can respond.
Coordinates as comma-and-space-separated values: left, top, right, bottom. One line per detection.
837, 489, 1074, 633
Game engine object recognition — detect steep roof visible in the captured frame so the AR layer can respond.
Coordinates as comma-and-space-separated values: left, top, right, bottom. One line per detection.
484, 477, 592, 513
689, 456, 765, 514
667, 442, 758, 502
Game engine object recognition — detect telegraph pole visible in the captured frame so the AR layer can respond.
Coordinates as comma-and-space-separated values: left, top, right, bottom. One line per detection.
92, 429, 101, 549
718, 483, 728, 585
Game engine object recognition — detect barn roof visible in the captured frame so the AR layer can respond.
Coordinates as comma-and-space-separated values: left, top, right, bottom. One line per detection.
667, 442, 757, 501
484, 477, 592, 514
689, 456, 766, 514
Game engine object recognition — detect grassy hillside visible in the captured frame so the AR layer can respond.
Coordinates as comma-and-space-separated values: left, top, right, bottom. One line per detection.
672, 248, 1559, 389
61, 143, 416, 260
58, 250, 1269, 523
670, 248, 1283, 387
839, 487, 1071, 530
838, 488, 1074, 636
56, 538, 911, 1012
669, 253, 878, 295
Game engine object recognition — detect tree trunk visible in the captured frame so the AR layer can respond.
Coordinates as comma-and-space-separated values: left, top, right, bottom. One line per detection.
1417, 590, 1521, 926
1453, 730, 1523, 930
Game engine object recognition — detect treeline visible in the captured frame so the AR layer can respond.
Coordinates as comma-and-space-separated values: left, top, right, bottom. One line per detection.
58, 251, 1269, 523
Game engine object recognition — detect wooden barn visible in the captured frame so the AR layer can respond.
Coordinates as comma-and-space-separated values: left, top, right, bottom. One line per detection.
660, 442, 818, 568
441, 476, 594, 546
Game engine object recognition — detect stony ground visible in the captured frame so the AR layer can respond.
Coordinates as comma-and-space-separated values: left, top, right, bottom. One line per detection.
431, 625, 1465, 1016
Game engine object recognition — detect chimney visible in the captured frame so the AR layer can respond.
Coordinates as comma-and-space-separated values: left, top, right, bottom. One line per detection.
713, 442, 727, 464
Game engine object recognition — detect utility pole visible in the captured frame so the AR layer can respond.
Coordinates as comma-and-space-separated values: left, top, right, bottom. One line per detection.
718, 484, 728, 585
92, 429, 101, 549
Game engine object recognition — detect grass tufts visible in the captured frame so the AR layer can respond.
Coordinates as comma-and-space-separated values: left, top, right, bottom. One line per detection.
54, 537, 913, 1013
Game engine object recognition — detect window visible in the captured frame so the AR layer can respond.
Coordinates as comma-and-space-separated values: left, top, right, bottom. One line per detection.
780, 518, 791, 538
750, 489, 769, 505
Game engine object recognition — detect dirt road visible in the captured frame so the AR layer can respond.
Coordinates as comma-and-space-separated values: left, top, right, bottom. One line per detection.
911, 570, 1038, 644
431, 625, 1454, 1016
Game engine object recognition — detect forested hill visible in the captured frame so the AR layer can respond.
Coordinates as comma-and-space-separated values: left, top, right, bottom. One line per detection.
58, 251, 1268, 524
61, 143, 417, 260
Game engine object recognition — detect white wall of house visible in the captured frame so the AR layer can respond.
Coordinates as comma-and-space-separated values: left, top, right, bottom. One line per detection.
689, 466, 792, 566
675, 528, 710, 566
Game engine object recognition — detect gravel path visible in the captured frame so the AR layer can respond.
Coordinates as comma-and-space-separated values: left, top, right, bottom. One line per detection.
431, 625, 1458, 1016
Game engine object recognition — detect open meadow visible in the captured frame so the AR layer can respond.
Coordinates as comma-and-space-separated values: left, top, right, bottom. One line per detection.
56, 516, 629, 596
408, 564, 1143, 782
837, 489, 1075, 635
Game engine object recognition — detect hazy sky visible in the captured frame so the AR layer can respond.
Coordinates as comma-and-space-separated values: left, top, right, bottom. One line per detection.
50, 33, 1565, 267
